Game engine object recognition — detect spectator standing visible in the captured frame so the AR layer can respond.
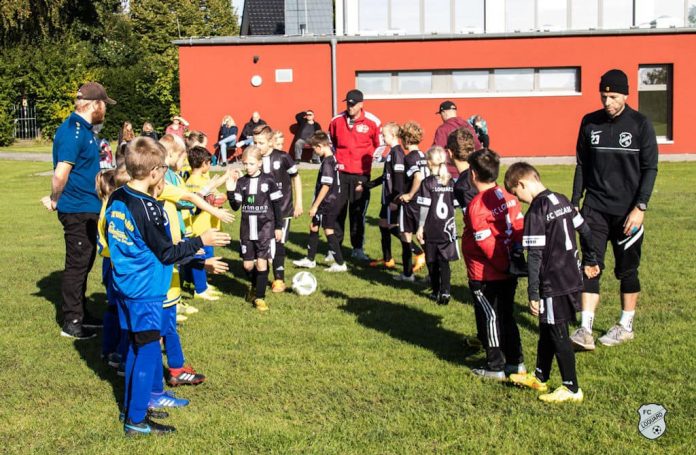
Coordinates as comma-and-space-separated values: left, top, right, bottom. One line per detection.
433, 101, 482, 177
165, 115, 189, 139
43, 82, 116, 339
292, 110, 322, 162
142, 121, 159, 141
328, 89, 381, 261
117, 121, 135, 148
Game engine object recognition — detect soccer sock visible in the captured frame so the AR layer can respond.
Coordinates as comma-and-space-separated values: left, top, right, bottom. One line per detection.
619, 310, 635, 331
389, 226, 401, 240
102, 306, 119, 357
118, 329, 129, 359
426, 261, 440, 295
581, 310, 595, 331
244, 268, 256, 285
535, 323, 554, 383
411, 242, 423, 256
401, 241, 413, 277
379, 226, 392, 261
438, 260, 451, 295
256, 269, 269, 299
151, 349, 164, 395
273, 242, 286, 280
327, 233, 344, 265
126, 340, 160, 424
164, 332, 184, 370
307, 230, 319, 261
552, 323, 579, 393
191, 256, 209, 294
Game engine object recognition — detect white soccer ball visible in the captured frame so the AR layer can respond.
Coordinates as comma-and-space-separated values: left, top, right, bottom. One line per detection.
292, 271, 318, 296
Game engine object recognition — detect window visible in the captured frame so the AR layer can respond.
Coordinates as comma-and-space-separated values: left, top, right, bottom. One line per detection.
638, 65, 672, 139
506, 0, 536, 31
635, 0, 685, 27
571, 0, 598, 30
690, 0, 696, 26
538, 0, 567, 30
455, 0, 485, 33
424, 0, 451, 33
601, 0, 633, 29
391, 0, 421, 33
359, 0, 388, 32
357, 67, 580, 97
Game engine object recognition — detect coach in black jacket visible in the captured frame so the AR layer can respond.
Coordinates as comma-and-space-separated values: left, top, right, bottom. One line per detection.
570, 69, 658, 350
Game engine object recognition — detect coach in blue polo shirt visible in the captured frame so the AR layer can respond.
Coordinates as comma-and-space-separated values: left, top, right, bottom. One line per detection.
43, 82, 116, 339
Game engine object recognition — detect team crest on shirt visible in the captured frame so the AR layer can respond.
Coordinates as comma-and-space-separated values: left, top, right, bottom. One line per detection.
444, 217, 456, 242
637, 403, 667, 440
356, 124, 369, 133
261, 183, 269, 192
619, 132, 633, 147
273, 161, 281, 170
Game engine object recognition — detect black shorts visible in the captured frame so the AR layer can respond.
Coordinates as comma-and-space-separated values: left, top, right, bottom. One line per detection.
312, 208, 339, 230
581, 205, 643, 281
539, 293, 580, 324
398, 204, 419, 234
379, 203, 399, 225
425, 241, 459, 262
240, 237, 275, 260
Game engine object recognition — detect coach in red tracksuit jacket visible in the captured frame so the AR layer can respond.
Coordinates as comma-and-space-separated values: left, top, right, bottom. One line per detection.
328, 89, 381, 260
462, 149, 525, 379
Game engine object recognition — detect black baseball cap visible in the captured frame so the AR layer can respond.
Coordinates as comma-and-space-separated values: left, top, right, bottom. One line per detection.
77, 82, 116, 105
599, 69, 629, 95
436, 100, 456, 113
343, 89, 364, 105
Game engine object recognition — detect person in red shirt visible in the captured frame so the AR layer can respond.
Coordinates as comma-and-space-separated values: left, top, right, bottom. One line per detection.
462, 149, 525, 381
328, 89, 381, 261
432, 101, 482, 177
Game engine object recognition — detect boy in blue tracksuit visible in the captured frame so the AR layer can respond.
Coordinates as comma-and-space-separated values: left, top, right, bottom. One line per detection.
106, 137, 230, 435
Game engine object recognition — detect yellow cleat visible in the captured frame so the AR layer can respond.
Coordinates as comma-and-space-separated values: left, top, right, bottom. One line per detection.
253, 298, 269, 312
369, 258, 396, 269
509, 373, 549, 392
538, 386, 584, 403
413, 253, 426, 273
271, 280, 286, 293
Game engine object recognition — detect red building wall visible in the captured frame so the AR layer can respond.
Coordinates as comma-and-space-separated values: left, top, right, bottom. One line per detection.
179, 33, 695, 156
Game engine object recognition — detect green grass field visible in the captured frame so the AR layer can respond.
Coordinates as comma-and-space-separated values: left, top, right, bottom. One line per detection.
0, 159, 694, 453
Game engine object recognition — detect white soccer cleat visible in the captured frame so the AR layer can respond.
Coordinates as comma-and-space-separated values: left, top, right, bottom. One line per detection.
598, 324, 635, 346
325, 263, 348, 273
293, 257, 317, 268
324, 251, 335, 264
393, 273, 415, 282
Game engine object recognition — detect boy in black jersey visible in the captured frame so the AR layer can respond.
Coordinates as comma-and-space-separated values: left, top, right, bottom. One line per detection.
505, 162, 599, 403
396, 121, 428, 279
226, 146, 284, 311
293, 131, 347, 272
448, 128, 478, 213
253, 125, 303, 293
416, 146, 460, 305
369, 122, 405, 271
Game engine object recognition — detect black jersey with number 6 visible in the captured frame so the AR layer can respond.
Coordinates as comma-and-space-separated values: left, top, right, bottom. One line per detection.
262, 149, 298, 218
523, 189, 585, 298
417, 175, 459, 243
229, 173, 283, 242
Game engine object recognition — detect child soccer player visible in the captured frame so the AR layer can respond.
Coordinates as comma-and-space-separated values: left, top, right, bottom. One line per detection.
184, 146, 228, 301
226, 146, 284, 311
415, 146, 459, 305
504, 162, 599, 403
106, 137, 230, 435
369, 122, 405, 272
448, 127, 478, 213
396, 121, 429, 279
253, 125, 303, 292
462, 149, 525, 381
293, 131, 348, 272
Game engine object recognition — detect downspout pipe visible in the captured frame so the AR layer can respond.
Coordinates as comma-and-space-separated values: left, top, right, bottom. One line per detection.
331, 37, 337, 116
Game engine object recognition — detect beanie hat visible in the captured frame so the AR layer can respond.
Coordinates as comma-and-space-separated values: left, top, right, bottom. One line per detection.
599, 69, 629, 95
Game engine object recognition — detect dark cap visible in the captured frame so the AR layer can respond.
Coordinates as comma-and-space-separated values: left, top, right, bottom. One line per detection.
343, 89, 364, 105
599, 69, 629, 95
76, 82, 116, 105
436, 100, 457, 114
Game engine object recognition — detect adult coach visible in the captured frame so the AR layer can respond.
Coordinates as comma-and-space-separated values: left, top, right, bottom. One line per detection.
43, 82, 116, 339
328, 89, 381, 261
433, 101, 482, 176
570, 69, 658, 350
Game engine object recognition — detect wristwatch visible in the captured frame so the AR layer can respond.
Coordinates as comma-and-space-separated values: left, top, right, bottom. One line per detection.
636, 202, 647, 211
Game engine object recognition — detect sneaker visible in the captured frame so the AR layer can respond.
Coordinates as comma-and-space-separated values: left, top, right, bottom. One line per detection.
60, 321, 97, 340
326, 263, 348, 273
107, 352, 122, 368
504, 363, 527, 376
271, 280, 287, 293
194, 289, 220, 301
293, 257, 317, 268
598, 324, 635, 347
471, 368, 506, 381
412, 253, 426, 273
176, 314, 187, 323
207, 284, 223, 295
177, 302, 198, 315
124, 417, 176, 436
245, 286, 256, 303
570, 327, 596, 351
438, 293, 451, 305
351, 248, 370, 261
324, 252, 336, 264
82, 313, 103, 329
393, 273, 415, 282
509, 373, 548, 392
368, 258, 396, 268
538, 386, 584, 403
427, 292, 439, 302
148, 390, 189, 409
168, 365, 206, 386
254, 298, 269, 312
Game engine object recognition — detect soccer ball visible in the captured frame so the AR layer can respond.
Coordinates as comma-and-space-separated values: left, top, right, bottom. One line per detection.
292, 271, 317, 296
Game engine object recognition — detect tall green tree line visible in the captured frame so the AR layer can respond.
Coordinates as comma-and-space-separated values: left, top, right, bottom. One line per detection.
0, 0, 239, 145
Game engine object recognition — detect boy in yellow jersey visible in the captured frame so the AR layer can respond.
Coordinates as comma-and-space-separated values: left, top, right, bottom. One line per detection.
158, 135, 233, 386
184, 145, 229, 301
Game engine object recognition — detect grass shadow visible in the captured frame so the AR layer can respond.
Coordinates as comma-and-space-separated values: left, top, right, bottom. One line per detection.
34, 270, 64, 327
329, 290, 481, 367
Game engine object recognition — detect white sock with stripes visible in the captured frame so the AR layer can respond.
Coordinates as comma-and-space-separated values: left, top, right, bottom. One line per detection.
619, 310, 635, 331
581, 311, 594, 331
